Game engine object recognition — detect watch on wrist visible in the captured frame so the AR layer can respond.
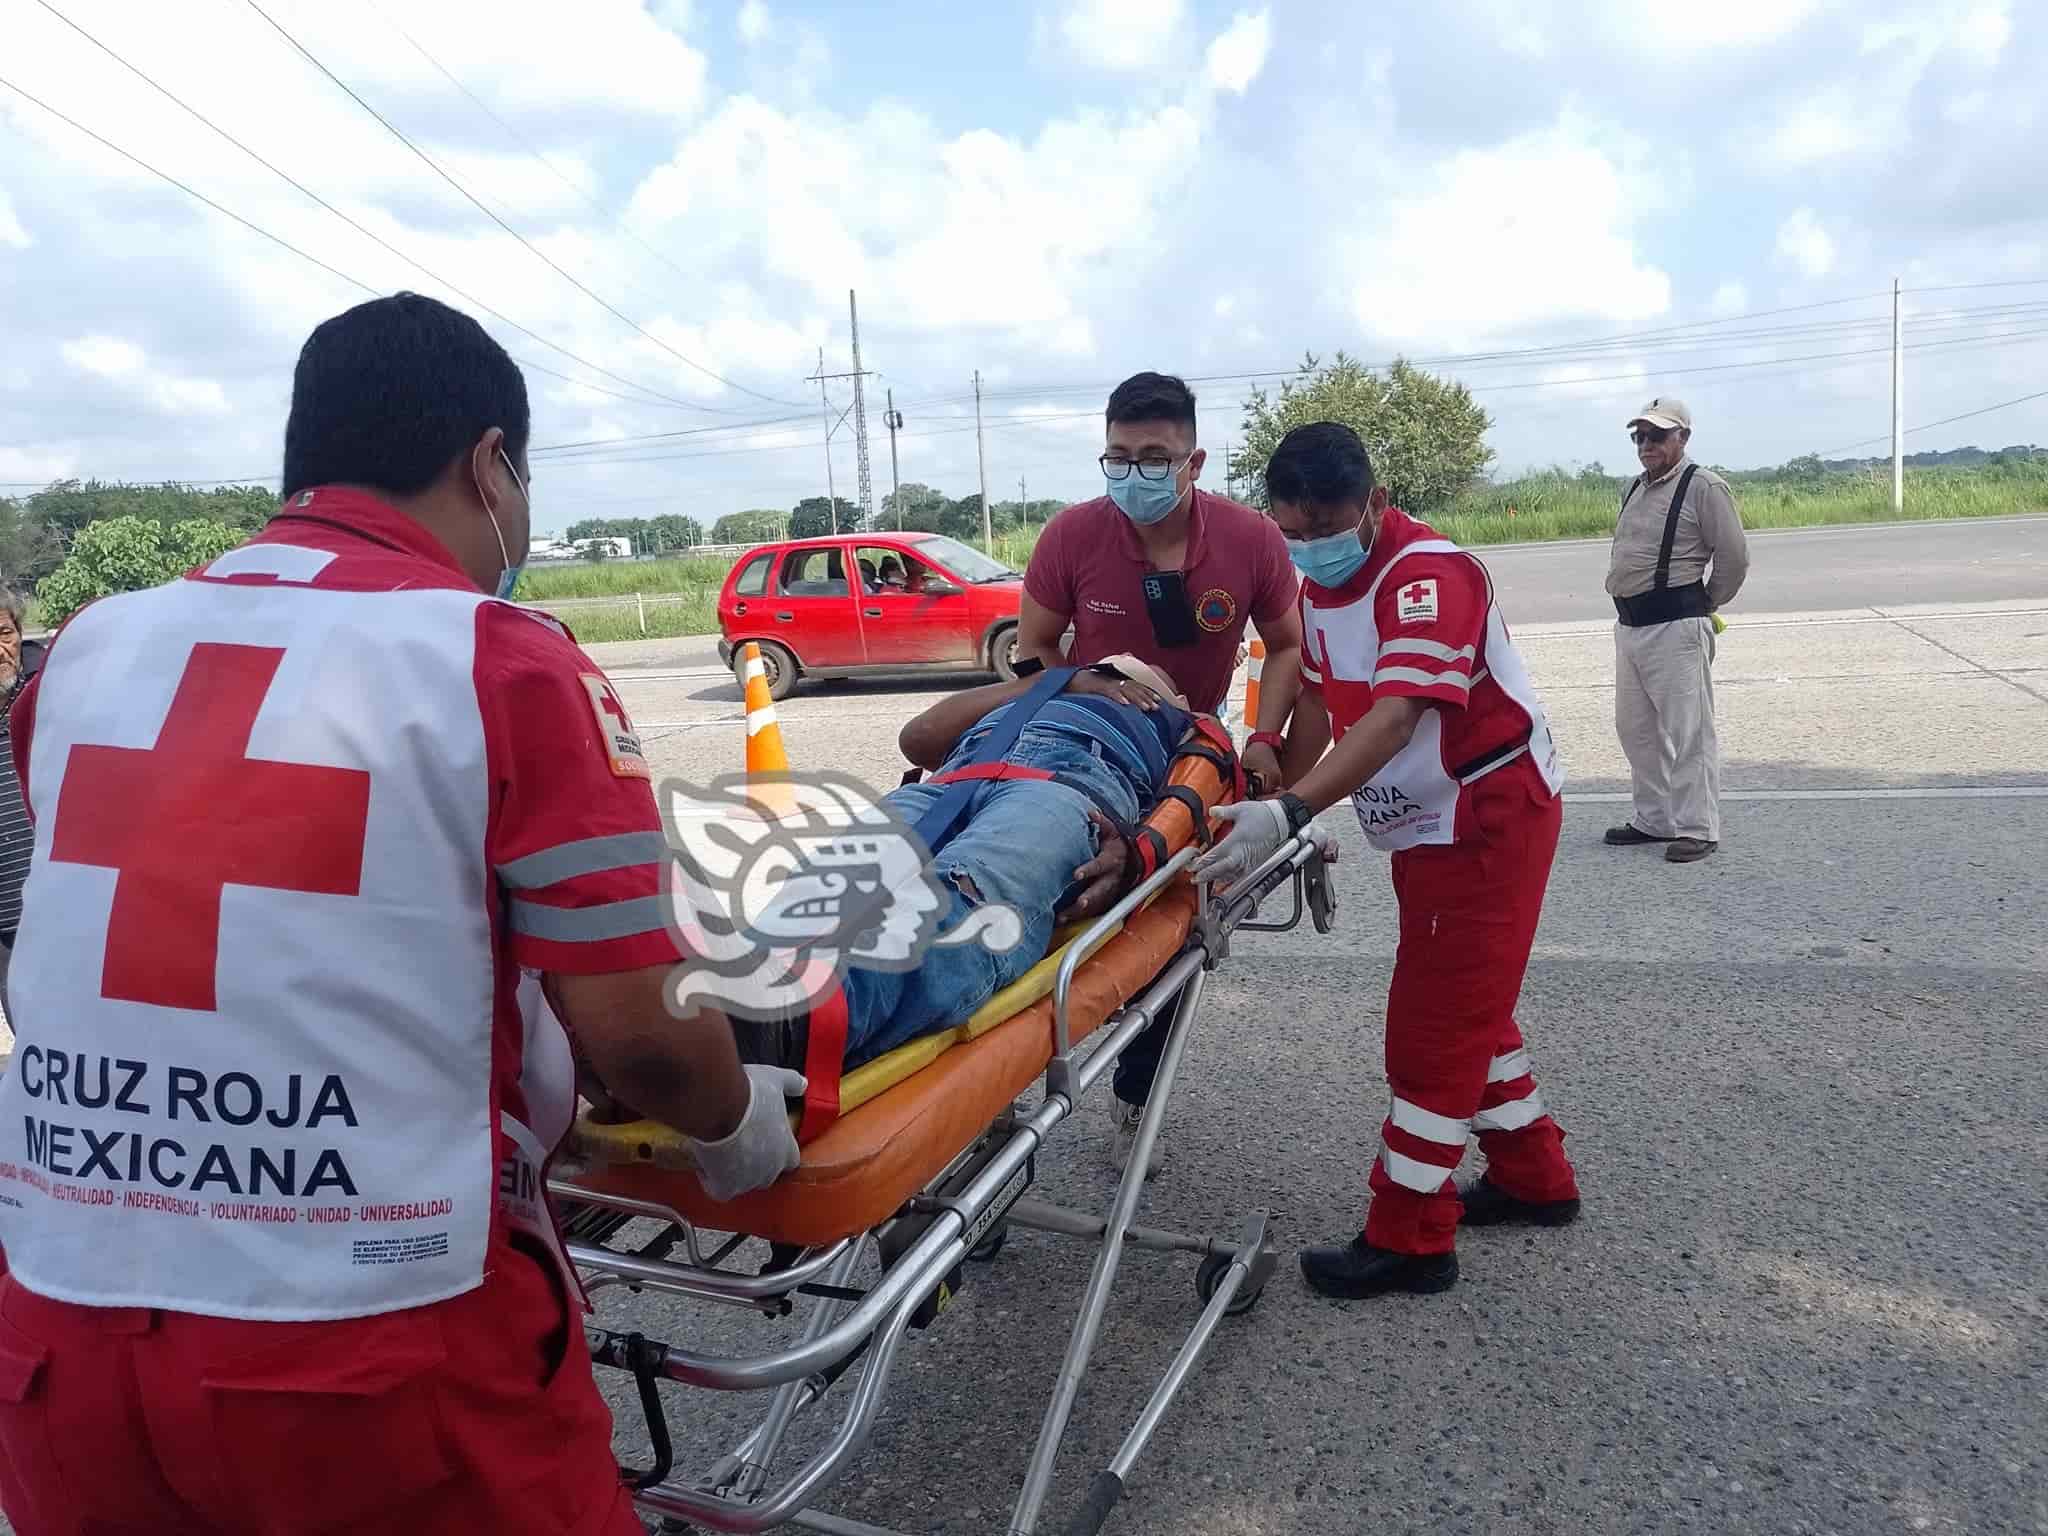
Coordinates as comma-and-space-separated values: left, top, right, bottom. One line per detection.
1247, 729, 1286, 753
1278, 793, 1313, 835
1012, 655, 1045, 677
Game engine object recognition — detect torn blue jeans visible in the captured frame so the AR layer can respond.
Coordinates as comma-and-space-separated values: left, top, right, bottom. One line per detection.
838, 727, 1147, 1067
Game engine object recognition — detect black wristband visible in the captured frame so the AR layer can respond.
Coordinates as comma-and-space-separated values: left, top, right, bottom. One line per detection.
1012, 655, 1045, 677
1278, 793, 1313, 835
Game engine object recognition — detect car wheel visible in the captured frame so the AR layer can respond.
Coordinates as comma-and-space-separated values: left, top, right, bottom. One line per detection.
990, 624, 1021, 681
737, 640, 799, 701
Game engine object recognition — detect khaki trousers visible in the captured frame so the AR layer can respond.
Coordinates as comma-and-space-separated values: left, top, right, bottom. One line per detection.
1614, 616, 1720, 842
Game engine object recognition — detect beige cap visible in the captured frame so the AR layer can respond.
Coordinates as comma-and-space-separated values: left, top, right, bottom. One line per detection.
1627, 396, 1691, 432
1100, 653, 1191, 711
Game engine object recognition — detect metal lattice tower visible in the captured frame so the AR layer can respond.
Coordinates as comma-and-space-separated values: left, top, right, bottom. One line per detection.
849, 289, 874, 528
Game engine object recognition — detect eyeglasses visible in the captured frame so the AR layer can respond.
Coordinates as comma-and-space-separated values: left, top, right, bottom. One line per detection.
1629, 426, 1676, 446
1100, 453, 1188, 482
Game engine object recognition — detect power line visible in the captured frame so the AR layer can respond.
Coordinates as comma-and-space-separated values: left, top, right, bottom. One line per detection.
21, 0, 719, 415
1815, 387, 2048, 458
358, 0, 721, 328
241, 0, 802, 411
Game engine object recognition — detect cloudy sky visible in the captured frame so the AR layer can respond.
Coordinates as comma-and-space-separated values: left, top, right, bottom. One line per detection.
2, 0, 2042, 535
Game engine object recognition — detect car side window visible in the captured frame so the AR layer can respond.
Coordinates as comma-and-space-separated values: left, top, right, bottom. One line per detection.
734, 553, 771, 596
778, 548, 850, 597
857, 545, 929, 593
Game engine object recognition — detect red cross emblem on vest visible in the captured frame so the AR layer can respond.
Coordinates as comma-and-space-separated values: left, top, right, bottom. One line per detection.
50, 642, 373, 1012
1402, 583, 1427, 605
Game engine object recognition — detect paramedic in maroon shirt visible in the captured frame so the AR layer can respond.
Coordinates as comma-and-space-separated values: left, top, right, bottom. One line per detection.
1017, 371, 1303, 1175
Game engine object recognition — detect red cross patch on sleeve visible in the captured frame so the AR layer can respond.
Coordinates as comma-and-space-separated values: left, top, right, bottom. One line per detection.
1396, 578, 1439, 624
579, 673, 649, 780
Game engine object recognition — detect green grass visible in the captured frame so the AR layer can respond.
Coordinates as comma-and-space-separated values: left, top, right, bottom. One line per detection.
501, 461, 2048, 643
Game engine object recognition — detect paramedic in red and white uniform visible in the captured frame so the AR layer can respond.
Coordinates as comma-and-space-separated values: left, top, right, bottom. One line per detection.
0, 293, 801, 1535
1193, 422, 1581, 1300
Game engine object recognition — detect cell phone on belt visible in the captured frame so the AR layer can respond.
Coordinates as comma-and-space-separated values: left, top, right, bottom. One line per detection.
1141, 571, 1201, 648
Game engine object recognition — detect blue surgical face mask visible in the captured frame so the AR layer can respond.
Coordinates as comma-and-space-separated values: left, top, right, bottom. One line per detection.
1107, 458, 1188, 526
480, 446, 531, 600
1287, 510, 1370, 587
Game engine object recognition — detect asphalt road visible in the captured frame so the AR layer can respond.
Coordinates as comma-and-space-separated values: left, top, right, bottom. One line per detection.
4, 519, 2045, 1536
542, 521, 2048, 1536
1474, 513, 2048, 625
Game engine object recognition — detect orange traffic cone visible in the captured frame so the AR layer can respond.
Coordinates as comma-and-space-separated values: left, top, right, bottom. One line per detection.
1241, 638, 1266, 745
739, 642, 796, 817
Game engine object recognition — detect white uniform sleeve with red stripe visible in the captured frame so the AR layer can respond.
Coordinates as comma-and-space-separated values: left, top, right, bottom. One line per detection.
1296, 587, 1324, 689
1368, 555, 1487, 711
478, 605, 680, 975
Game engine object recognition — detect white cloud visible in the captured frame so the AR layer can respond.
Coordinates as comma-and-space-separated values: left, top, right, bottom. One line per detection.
1775, 207, 1837, 277
1059, 0, 1185, 72
738, 0, 771, 45
1349, 120, 1671, 347
62, 336, 145, 380
61, 335, 229, 417
1955, 2, 2012, 62
1766, 92, 1890, 166
1204, 10, 1272, 95
0, 188, 28, 250
1710, 281, 1749, 317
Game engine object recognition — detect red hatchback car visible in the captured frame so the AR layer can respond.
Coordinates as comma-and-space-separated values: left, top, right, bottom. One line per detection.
716, 532, 1026, 699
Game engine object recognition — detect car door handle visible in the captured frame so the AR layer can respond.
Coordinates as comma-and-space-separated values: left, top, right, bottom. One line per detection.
863, 607, 882, 618
775, 611, 794, 622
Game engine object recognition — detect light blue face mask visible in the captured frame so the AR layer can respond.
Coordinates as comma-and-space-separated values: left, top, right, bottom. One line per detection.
1107, 458, 1188, 526
1287, 511, 1370, 587
482, 446, 530, 600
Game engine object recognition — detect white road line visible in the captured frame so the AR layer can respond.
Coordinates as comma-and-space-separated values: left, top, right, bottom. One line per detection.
1570, 786, 2048, 802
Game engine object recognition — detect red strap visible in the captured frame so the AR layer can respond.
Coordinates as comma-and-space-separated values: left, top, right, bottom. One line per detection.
797, 984, 849, 1145
927, 763, 1055, 786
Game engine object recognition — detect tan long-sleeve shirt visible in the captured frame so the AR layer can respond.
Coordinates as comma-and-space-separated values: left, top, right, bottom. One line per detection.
1604, 457, 1750, 608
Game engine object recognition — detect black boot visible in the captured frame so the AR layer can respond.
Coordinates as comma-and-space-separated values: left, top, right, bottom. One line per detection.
1299, 1236, 1457, 1299
1457, 1176, 1581, 1228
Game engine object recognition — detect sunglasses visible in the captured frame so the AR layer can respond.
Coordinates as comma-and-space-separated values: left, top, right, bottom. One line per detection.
1630, 426, 1676, 446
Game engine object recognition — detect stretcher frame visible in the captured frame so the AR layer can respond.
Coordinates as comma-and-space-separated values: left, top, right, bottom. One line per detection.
549, 828, 1338, 1536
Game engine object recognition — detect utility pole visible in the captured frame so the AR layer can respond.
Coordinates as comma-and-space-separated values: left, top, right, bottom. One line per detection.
884, 388, 904, 529
848, 290, 874, 528
813, 346, 837, 531
1018, 474, 1027, 533
974, 369, 992, 553
1891, 276, 1904, 514
808, 342, 876, 534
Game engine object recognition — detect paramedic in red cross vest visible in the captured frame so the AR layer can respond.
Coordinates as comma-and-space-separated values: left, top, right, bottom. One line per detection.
1192, 422, 1582, 1300
0, 293, 800, 1536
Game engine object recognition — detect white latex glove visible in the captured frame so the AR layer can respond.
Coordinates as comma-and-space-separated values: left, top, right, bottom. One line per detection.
1191, 798, 1291, 887
690, 1065, 806, 1201
1310, 824, 1340, 864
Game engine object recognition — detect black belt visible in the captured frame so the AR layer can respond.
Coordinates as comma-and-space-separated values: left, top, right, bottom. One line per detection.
1613, 582, 1712, 627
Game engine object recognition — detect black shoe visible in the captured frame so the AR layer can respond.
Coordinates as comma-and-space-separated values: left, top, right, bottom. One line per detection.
1665, 837, 1718, 863
1299, 1236, 1458, 1298
1604, 823, 1672, 846
1456, 1177, 1581, 1228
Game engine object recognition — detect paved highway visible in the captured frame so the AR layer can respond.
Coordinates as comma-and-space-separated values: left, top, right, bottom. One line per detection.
3, 518, 2044, 1536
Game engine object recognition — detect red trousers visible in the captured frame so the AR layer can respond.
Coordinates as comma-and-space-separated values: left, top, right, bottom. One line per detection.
1365, 760, 1580, 1255
0, 1242, 642, 1536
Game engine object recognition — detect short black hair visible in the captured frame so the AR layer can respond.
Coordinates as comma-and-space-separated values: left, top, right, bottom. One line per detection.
1264, 422, 1374, 513
282, 292, 528, 500
1106, 372, 1197, 436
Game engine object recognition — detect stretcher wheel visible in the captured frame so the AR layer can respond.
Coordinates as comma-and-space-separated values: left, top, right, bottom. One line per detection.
967, 1223, 1008, 1263
1196, 1251, 1263, 1317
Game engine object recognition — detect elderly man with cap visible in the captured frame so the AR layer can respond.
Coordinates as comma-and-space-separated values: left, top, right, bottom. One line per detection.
1604, 396, 1749, 863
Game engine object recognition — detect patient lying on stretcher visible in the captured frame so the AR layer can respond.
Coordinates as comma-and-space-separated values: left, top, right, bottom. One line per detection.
732, 655, 1200, 1074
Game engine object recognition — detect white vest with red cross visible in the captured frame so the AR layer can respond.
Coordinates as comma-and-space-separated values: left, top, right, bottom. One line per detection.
0, 550, 579, 1321
1305, 538, 1564, 853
